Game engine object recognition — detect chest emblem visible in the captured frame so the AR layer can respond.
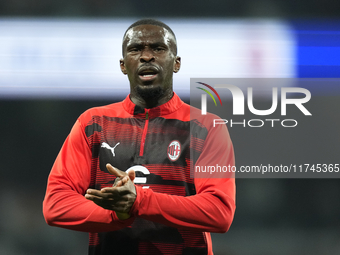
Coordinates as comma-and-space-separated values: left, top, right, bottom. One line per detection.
101, 142, 120, 157
167, 140, 181, 161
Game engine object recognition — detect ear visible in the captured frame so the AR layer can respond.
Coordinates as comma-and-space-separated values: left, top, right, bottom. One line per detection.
173, 56, 181, 73
120, 59, 127, 75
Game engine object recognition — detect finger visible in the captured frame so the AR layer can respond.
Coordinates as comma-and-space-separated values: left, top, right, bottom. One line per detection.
114, 179, 123, 187
101, 186, 131, 198
101, 186, 120, 196
87, 189, 114, 198
121, 176, 129, 185
85, 193, 114, 202
85, 193, 92, 200
106, 163, 127, 178
112, 176, 129, 189
112, 177, 121, 187
86, 189, 103, 195
128, 170, 135, 182
113, 177, 127, 187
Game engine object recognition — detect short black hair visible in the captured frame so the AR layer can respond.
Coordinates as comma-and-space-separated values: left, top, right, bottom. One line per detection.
122, 18, 177, 55
124, 18, 176, 41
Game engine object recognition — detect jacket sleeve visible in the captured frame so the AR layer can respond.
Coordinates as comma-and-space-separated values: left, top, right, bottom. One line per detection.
42, 119, 134, 232
129, 121, 236, 233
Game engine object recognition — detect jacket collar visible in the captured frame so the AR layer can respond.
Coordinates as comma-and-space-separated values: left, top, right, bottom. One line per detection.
122, 92, 183, 118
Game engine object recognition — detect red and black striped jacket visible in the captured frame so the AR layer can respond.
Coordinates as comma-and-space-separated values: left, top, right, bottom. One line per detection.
43, 92, 236, 255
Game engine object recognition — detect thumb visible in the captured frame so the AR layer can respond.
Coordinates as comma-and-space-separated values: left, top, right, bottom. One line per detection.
127, 169, 135, 182
106, 163, 126, 178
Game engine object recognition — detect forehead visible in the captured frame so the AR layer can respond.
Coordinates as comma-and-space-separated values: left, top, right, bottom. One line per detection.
123, 24, 175, 47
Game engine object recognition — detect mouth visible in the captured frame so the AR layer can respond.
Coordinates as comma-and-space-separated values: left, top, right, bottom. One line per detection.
138, 66, 159, 82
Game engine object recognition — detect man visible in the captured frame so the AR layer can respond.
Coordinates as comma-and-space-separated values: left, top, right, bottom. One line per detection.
43, 19, 236, 255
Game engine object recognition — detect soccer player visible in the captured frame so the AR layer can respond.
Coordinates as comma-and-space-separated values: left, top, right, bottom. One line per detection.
43, 19, 236, 255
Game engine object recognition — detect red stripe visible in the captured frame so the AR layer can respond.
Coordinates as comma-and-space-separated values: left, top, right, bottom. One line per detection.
139, 110, 149, 156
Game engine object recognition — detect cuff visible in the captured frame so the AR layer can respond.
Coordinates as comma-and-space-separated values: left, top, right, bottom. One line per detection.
129, 185, 144, 216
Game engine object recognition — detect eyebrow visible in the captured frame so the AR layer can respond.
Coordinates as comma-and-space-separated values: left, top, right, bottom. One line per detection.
127, 42, 168, 49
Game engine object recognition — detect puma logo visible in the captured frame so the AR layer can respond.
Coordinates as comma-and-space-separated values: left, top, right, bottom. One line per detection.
101, 142, 120, 157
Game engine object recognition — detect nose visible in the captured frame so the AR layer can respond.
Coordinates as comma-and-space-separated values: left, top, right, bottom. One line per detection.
140, 48, 155, 63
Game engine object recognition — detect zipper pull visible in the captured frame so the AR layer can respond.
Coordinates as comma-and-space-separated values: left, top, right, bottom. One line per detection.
145, 109, 149, 120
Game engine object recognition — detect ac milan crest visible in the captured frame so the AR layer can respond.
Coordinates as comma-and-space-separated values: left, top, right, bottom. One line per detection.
167, 140, 181, 161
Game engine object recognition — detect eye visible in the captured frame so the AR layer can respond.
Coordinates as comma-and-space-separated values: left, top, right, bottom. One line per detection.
129, 48, 139, 52
154, 47, 166, 52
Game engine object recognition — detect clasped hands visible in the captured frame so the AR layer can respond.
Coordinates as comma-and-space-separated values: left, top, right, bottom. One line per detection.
85, 163, 136, 220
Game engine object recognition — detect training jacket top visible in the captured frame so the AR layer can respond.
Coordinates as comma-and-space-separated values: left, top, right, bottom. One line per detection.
43, 92, 236, 255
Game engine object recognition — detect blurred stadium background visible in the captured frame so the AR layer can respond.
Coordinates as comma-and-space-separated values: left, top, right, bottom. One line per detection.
1, 1, 340, 255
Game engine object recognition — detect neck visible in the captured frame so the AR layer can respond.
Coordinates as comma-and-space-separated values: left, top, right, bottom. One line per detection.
130, 90, 173, 109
